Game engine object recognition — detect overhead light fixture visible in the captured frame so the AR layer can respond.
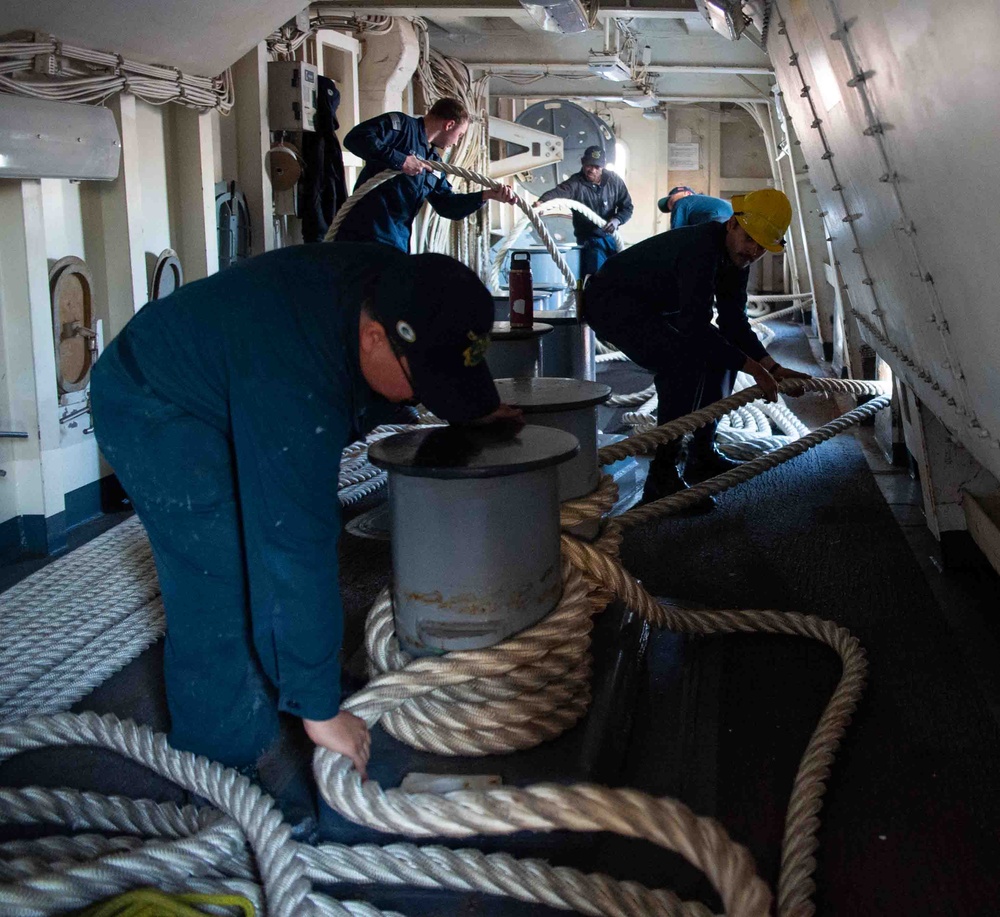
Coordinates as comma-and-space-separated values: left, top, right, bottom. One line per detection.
622, 88, 660, 109
588, 52, 632, 82
519, 1, 591, 34
700, 0, 750, 41
642, 108, 667, 121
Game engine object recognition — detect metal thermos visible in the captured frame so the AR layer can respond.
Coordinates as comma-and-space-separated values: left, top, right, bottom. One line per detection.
508, 251, 533, 329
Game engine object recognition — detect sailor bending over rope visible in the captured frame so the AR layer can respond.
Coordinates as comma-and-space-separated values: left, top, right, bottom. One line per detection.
584, 188, 811, 510
91, 245, 518, 779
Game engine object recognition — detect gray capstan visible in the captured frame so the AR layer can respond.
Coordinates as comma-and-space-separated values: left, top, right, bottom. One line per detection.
494, 377, 611, 504
369, 423, 578, 656
485, 321, 553, 379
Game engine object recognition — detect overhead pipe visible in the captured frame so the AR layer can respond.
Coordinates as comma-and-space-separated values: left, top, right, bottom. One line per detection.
472, 62, 773, 75
492, 93, 774, 102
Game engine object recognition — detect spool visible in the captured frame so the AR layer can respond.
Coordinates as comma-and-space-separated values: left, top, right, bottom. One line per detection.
369, 424, 578, 656
493, 378, 610, 503
486, 321, 553, 379
537, 309, 596, 381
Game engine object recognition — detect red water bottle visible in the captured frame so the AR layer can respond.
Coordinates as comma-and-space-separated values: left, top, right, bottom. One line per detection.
508, 251, 533, 329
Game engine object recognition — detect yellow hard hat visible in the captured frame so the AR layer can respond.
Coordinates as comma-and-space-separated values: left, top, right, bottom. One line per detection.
731, 189, 792, 253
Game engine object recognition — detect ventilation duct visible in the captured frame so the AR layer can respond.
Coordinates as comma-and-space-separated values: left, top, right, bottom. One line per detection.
0, 95, 119, 181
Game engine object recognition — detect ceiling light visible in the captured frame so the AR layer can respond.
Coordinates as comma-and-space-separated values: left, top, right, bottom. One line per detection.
519, 1, 591, 34
588, 53, 632, 82
701, 0, 750, 41
622, 88, 660, 109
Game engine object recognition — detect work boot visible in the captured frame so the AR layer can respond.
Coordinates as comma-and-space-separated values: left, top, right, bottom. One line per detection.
641, 442, 715, 513
684, 421, 744, 485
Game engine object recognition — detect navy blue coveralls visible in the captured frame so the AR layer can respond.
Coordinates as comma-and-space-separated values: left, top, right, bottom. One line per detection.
584, 220, 767, 425
336, 112, 486, 251
298, 75, 348, 243
537, 170, 633, 278
90, 244, 400, 769
669, 193, 733, 230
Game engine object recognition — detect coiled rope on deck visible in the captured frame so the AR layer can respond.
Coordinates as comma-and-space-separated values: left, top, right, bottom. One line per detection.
0, 378, 887, 917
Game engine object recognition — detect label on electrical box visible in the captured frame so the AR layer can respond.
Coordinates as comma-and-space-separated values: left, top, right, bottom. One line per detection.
267, 61, 318, 132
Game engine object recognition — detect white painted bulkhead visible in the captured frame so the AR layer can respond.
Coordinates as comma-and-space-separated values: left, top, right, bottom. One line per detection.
771, 0, 1000, 486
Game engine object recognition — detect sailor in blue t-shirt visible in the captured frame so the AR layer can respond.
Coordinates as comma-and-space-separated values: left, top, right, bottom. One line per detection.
658, 186, 734, 229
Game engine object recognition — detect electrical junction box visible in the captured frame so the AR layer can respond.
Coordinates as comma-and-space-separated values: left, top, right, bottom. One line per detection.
587, 53, 631, 82
267, 61, 317, 132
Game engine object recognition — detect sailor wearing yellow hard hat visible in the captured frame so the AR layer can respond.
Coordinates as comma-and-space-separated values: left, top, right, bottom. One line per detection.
730, 188, 793, 255
583, 187, 810, 510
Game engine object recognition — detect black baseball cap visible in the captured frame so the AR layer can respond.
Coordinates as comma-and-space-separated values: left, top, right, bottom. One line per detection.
371, 254, 500, 423
657, 186, 696, 212
581, 145, 607, 167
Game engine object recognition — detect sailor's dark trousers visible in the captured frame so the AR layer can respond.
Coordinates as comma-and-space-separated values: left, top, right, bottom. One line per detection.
579, 234, 618, 282
583, 280, 735, 425
90, 336, 279, 769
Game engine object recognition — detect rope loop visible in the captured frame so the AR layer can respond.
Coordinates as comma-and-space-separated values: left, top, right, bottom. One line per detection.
0, 378, 888, 917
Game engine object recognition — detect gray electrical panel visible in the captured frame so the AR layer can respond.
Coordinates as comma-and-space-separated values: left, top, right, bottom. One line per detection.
267, 61, 317, 132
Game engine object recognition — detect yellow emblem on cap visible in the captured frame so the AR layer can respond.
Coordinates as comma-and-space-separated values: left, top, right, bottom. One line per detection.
462, 330, 490, 367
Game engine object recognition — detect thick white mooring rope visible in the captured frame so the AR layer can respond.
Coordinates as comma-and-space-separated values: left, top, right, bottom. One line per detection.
487, 197, 624, 295
324, 158, 583, 315
0, 424, 426, 726
0, 377, 887, 917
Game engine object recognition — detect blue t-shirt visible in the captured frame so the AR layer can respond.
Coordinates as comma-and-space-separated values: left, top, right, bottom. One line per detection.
671, 194, 734, 229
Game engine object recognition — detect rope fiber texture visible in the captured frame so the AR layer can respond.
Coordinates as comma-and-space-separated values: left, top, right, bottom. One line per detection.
0, 424, 427, 726
488, 197, 624, 295
0, 378, 887, 917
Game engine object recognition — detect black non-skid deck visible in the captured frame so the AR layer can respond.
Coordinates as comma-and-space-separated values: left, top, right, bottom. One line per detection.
2, 318, 1000, 916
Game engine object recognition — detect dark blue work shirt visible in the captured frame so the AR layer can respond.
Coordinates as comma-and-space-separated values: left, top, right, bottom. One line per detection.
670, 193, 733, 229
537, 170, 634, 243
337, 112, 485, 251
587, 220, 767, 371
116, 243, 402, 721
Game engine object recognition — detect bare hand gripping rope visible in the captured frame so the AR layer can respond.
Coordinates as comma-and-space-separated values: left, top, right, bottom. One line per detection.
324, 159, 591, 312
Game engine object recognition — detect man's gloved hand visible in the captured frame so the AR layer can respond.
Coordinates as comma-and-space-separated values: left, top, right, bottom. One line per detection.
602, 217, 620, 234
761, 356, 812, 394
